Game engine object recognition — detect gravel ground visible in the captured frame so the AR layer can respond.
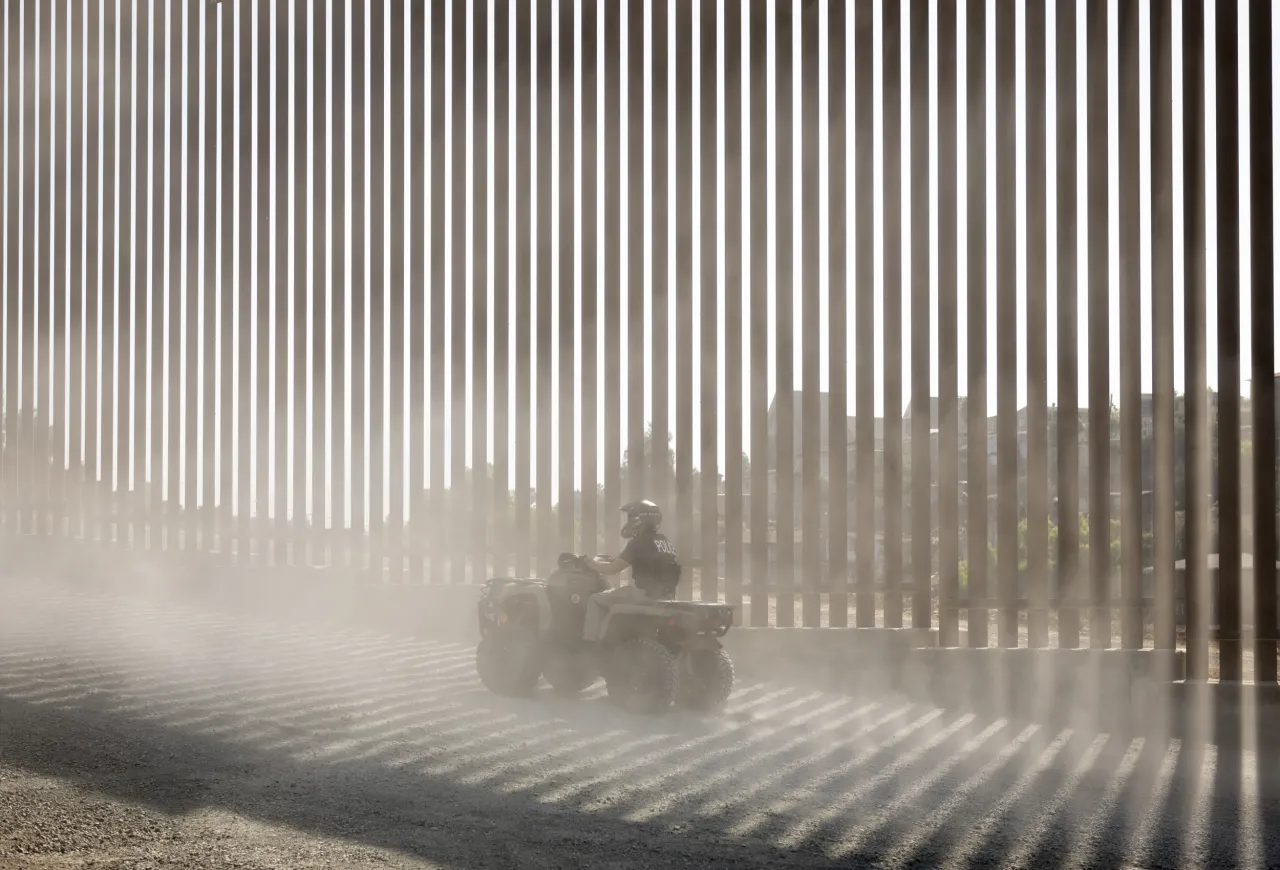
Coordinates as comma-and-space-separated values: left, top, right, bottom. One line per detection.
1, 577, 1277, 870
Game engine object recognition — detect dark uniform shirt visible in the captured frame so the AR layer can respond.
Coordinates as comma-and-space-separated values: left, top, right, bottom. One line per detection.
620, 531, 682, 598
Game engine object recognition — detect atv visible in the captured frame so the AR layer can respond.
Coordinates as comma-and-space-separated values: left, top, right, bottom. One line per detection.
475, 553, 737, 716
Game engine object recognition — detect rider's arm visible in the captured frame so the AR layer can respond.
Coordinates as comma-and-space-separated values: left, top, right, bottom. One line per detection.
591, 555, 630, 576
592, 535, 641, 576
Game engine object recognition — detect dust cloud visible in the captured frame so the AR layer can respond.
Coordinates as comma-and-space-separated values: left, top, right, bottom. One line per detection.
1, 539, 1276, 869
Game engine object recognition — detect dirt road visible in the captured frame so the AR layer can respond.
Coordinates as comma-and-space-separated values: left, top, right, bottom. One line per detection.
1, 577, 1276, 869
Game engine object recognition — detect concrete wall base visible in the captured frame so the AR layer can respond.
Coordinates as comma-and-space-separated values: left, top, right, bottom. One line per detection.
723, 627, 934, 695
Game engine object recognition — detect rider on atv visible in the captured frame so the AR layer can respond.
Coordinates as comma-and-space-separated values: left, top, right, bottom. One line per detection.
582, 500, 682, 644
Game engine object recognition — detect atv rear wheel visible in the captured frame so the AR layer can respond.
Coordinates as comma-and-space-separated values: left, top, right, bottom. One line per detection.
475, 624, 542, 697
605, 637, 679, 715
541, 649, 600, 696
676, 647, 735, 713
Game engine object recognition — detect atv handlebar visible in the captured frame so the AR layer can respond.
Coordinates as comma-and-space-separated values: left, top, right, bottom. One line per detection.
557, 552, 612, 572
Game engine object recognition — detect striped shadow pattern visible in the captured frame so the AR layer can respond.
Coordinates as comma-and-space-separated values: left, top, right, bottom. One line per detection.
0, 578, 1277, 869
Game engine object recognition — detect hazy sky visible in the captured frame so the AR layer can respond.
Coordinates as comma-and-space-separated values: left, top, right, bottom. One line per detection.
8, 0, 1279, 516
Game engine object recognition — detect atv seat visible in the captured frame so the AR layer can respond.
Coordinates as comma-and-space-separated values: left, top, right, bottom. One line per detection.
595, 597, 736, 642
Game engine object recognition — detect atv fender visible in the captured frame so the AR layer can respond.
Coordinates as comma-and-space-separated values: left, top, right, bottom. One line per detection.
594, 602, 667, 642
596, 601, 727, 642
489, 585, 553, 632
681, 634, 723, 652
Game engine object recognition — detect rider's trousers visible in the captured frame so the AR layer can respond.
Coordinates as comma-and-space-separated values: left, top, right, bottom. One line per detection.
582, 584, 649, 641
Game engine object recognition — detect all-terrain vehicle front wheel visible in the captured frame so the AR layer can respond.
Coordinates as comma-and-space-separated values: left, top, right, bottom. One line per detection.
476, 623, 543, 697
676, 647, 735, 713
605, 637, 679, 715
